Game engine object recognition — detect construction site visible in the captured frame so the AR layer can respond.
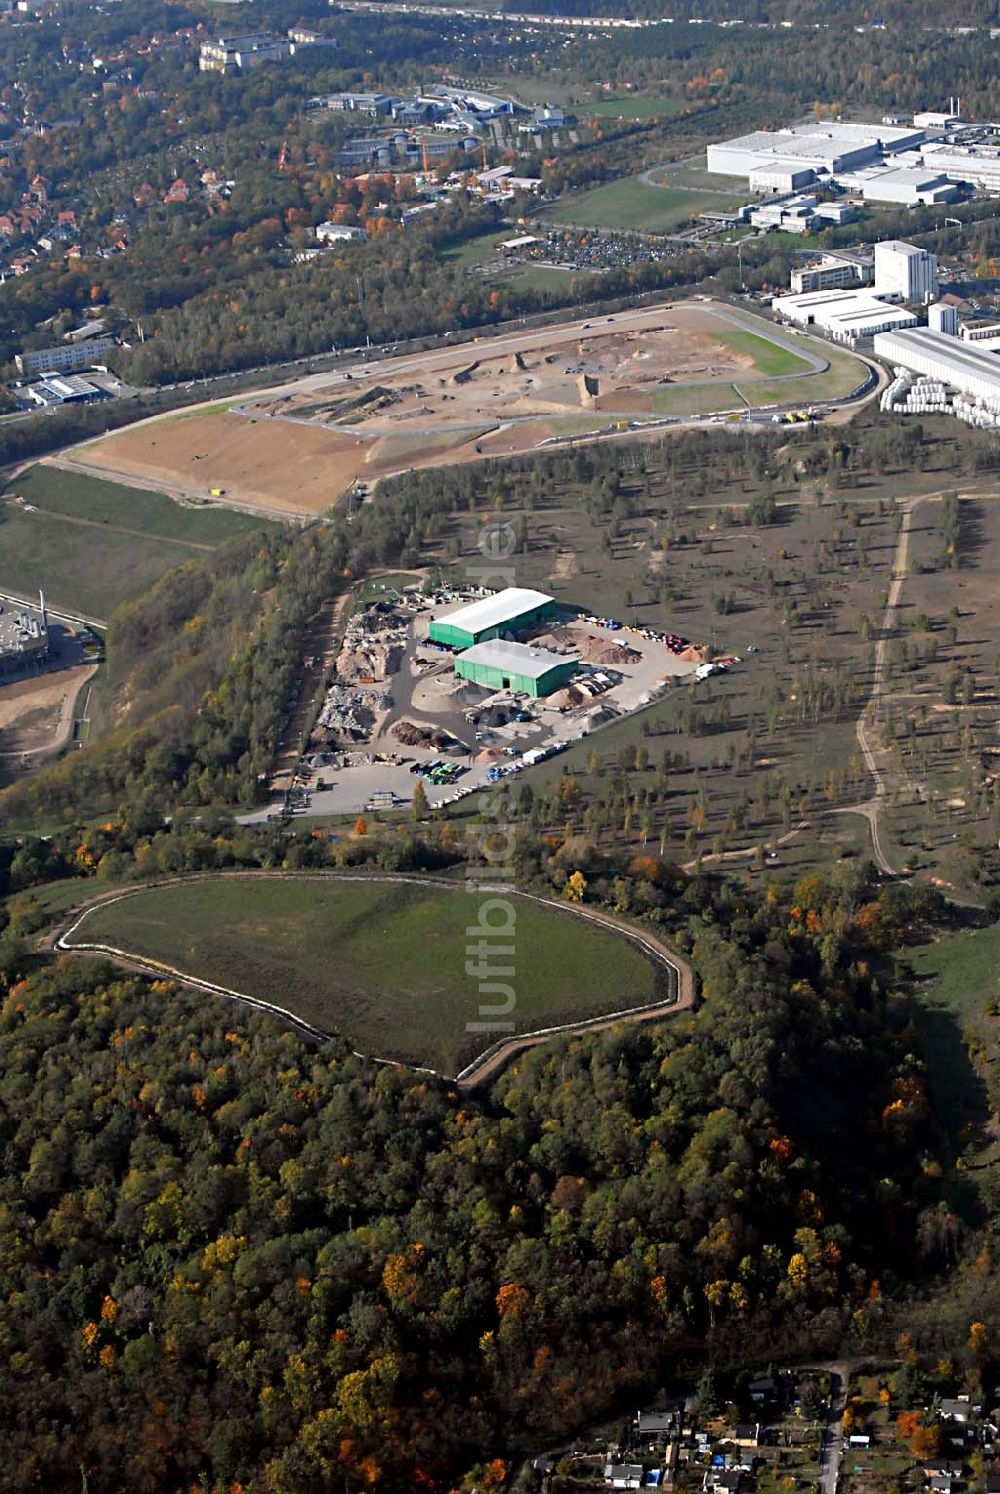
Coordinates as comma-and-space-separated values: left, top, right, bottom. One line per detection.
247, 581, 717, 821
64, 302, 844, 519
0, 593, 99, 776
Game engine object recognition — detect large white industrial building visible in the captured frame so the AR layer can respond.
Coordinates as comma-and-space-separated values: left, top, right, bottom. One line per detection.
921, 142, 1000, 193
708, 120, 926, 186
873, 327, 1000, 410
842, 164, 958, 206
873, 240, 938, 303
772, 288, 918, 342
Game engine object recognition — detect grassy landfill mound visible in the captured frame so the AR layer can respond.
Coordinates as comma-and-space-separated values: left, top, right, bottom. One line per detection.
0, 465, 280, 618
67, 876, 669, 1075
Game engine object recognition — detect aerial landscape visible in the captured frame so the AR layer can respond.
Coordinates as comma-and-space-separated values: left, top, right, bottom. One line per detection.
6, 0, 1000, 1490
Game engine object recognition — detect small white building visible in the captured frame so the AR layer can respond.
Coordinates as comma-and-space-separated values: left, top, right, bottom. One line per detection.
914, 110, 960, 129
854, 166, 957, 206
316, 222, 369, 244
960, 320, 1000, 341
749, 164, 816, 195
791, 253, 871, 294
812, 201, 856, 226
929, 302, 958, 335
604, 1466, 644, 1490
748, 193, 818, 233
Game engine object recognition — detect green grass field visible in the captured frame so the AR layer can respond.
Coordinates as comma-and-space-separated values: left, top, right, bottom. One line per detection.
649, 383, 745, 417
67, 876, 669, 1073
908, 925, 1000, 1028
581, 96, 686, 120
0, 466, 281, 619
543, 178, 740, 234
354, 572, 423, 610
906, 927, 1000, 1141
441, 230, 512, 268
707, 328, 811, 378
151, 397, 244, 422
13, 466, 270, 544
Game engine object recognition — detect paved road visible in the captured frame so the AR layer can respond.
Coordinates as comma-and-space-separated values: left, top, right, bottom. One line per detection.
817, 1364, 849, 1494
0, 661, 97, 761
0, 586, 107, 631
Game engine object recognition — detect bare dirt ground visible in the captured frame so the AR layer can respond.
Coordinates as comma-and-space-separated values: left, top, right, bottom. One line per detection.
68, 302, 848, 519
271, 316, 755, 433
72, 414, 371, 517
0, 662, 95, 757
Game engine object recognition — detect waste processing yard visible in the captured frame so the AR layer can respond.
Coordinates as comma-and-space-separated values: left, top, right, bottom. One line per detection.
244, 580, 723, 822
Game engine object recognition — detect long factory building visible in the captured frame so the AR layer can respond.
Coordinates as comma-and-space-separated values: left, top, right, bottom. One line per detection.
707, 121, 926, 189
873, 327, 1000, 410
429, 587, 556, 649
772, 288, 919, 341
454, 638, 576, 698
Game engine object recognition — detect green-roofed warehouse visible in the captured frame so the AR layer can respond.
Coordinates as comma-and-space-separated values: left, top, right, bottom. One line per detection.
429, 587, 556, 649
454, 638, 577, 698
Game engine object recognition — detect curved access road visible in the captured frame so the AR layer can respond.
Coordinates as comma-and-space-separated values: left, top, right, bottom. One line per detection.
46, 870, 695, 1088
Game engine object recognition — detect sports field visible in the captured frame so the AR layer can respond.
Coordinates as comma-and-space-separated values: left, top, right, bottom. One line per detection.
65, 876, 670, 1074
543, 177, 741, 233
0, 465, 280, 618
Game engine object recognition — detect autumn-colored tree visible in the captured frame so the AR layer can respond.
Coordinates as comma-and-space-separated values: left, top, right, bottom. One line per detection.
549, 1175, 588, 1214
354, 816, 368, 836
411, 779, 429, 821
495, 1283, 531, 1318
969, 1320, 990, 1355
897, 1410, 941, 1459
564, 870, 587, 903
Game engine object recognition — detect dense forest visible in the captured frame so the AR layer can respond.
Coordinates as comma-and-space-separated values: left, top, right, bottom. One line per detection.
502, 0, 1000, 27
0, 851, 971, 1492
0, 522, 350, 823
